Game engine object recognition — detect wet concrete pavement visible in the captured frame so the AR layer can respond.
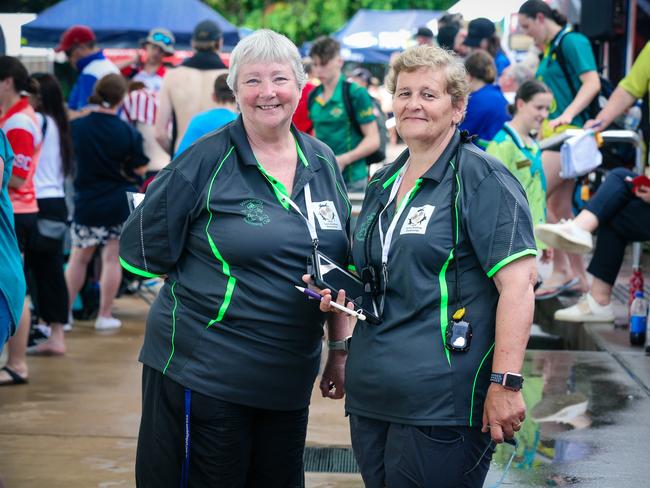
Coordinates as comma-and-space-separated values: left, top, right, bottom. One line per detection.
1, 249, 650, 487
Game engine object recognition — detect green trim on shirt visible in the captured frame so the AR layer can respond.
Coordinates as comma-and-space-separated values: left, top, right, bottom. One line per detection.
162, 281, 179, 374
438, 249, 454, 367
486, 249, 538, 278
469, 342, 495, 426
119, 257, 161, 278
382, 166, 402, 189
205, 146, 237, 327
255, 137, 310, 210
438, 161, 460, 368
257, 164, 292, 210
316, 154, 352, 219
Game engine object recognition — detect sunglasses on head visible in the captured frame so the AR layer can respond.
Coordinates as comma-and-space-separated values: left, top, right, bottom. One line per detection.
152, 32, 172, 45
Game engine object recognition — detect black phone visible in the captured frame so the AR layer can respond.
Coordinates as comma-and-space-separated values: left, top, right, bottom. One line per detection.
310, 251, 381, 324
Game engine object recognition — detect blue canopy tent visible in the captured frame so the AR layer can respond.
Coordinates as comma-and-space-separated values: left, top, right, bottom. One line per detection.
22, 0, 240, 51
331, 9, 443, 64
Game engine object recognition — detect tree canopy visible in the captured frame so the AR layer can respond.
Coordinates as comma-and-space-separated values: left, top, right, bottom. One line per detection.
207, 0, 455, 44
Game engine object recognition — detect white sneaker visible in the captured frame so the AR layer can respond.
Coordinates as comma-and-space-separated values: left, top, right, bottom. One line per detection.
94, 316, 122, 331
63, 312, 73, 332
535, 220, 593, 254
554, 294, 615, 323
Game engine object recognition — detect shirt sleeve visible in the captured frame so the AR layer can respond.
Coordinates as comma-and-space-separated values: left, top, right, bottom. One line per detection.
125, 127, 149, 170
562, 33, 597, 76
350, 85, 376, 126
119, 167, 198, 277
465, 169, 537, 278
0, 131, 14, 181
4, 124, 35, 180
486, 139, 521, 180
68, 73, 97, 110
619, 42, 650, 99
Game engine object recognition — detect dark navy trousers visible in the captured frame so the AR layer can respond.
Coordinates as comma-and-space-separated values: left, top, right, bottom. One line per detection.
349, 414, 493, 488
136, 365, 308, 488
585, 168, 650, 285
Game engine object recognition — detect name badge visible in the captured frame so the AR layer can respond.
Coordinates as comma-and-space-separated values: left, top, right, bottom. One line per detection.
312, 201, 342, 231
516, 159, 532, 170
400, 205, 435, 235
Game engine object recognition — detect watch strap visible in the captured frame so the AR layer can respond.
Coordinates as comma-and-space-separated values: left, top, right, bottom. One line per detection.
490, 372, 504, 384
327, 336, 352, 352
491, 371, 524, 391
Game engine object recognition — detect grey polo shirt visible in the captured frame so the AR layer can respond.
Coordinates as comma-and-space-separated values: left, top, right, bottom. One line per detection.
119, 116, 351, 410
346, 131, 536, 426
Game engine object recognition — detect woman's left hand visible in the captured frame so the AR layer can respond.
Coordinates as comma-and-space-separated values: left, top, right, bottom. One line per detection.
635, 185, 650, 204
320, 352, 346, 399
481, 383, 526, 443
548, 112, 574, 130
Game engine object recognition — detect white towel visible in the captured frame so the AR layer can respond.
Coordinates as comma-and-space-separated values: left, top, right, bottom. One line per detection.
560, 130, 602, 179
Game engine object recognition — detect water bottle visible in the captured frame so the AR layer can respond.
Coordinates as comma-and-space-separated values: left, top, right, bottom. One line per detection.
629, 291, 647, 346
623, 103, 642, 131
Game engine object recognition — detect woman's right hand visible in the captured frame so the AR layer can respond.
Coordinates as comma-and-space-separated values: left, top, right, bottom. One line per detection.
301, 274, 351, 314
583, 119, 604, 131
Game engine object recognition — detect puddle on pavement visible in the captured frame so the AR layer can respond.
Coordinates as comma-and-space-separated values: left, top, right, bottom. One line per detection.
488, 352, 633, 486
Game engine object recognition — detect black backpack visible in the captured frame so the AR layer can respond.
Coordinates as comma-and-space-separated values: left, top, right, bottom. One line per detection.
554, 31, 636, 168
553, 31, 614, 121
309, 80, 387, 165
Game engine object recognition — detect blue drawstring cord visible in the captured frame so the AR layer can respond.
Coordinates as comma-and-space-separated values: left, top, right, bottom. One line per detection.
181, 388, 191, 488
487, 437, 518, 488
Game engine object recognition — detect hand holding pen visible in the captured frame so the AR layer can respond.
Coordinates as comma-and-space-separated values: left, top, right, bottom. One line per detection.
299, 275, 365, 321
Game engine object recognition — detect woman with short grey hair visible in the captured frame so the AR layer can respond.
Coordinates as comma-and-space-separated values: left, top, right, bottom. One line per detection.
121, 29, 351, 486
227, 29, 308, 92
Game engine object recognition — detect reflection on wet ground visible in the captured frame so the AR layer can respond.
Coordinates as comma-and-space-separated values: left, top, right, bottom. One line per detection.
486, 351, 637, 487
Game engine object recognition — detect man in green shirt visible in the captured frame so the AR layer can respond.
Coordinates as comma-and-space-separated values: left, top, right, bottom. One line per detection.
309, 37, 380, 192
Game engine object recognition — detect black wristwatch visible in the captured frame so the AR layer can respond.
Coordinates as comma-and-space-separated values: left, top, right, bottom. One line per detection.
327, 336, 352, 352
490, 372, 524, 391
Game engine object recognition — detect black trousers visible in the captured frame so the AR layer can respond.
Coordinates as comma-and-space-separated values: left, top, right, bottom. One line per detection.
136, 365, 308, 488
585, 168, 650, 285
26, 198, 69, 324
349, 414, 493, 488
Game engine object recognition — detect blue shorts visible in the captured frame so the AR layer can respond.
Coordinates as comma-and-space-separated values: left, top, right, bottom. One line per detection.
0, 292, 14, 347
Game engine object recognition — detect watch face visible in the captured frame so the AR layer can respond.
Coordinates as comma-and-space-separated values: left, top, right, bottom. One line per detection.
504, 373, 524, 390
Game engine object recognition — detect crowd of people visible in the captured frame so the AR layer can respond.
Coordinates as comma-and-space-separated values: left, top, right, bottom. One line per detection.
0, 1, 649, 486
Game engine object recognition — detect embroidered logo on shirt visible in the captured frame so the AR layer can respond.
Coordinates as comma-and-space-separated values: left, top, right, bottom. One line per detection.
240, 199, 270, 226
400, 205, 435, 235
359, 107, 374, 118
312, 201, 342, 230
355, 211, 377, 242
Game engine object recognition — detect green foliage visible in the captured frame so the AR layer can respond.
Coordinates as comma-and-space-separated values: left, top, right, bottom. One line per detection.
206, 0, 457, 45
9, 0, 456, 46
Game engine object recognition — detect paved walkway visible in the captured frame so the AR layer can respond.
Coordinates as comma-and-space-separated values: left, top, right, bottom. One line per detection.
1, 247, 648, 487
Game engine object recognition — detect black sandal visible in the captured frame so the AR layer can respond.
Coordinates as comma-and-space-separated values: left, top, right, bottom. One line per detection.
0, 366, 28, 386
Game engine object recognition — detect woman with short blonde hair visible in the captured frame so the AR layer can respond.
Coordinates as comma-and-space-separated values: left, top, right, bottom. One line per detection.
318, 45, 537, 487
